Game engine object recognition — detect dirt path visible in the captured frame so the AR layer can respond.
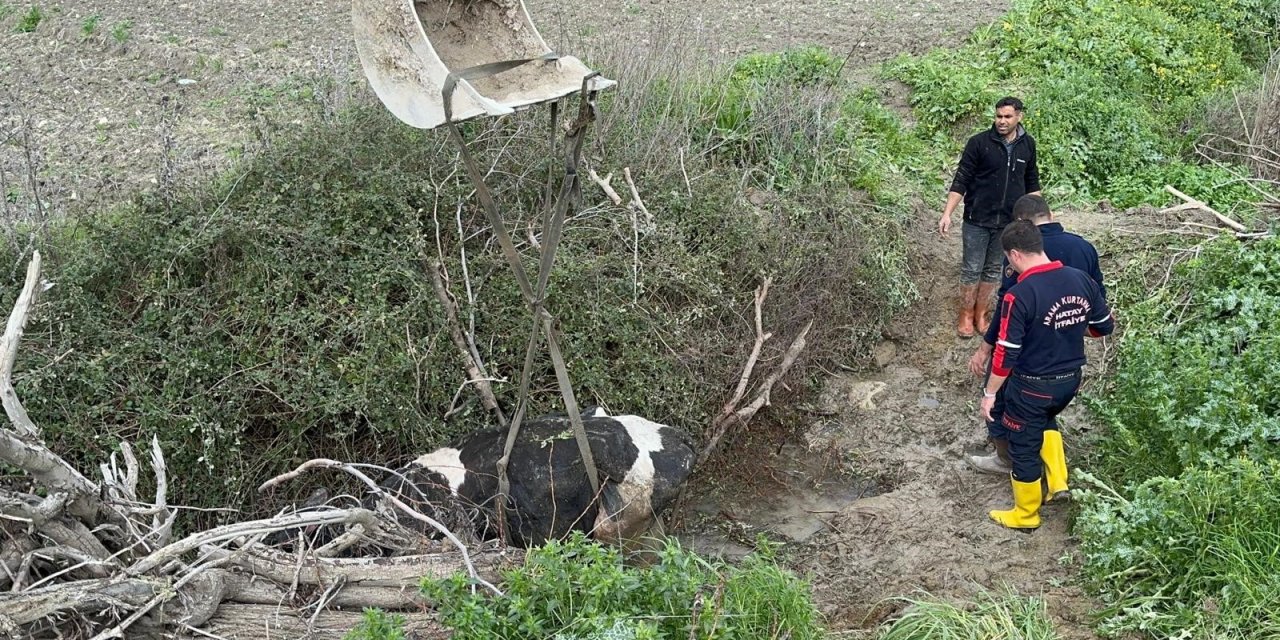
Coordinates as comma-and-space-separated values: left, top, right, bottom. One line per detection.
682, 209, 1121, 637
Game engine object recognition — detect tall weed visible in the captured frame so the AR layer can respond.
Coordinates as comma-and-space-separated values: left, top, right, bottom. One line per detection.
878, 590, 1060, 640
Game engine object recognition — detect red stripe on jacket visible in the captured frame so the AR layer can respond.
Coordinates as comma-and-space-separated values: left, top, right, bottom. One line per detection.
991, 292, 1017, 377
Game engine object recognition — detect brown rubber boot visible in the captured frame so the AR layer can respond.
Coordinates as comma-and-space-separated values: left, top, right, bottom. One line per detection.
956, 284, 978, 338
974, 281, 999, 334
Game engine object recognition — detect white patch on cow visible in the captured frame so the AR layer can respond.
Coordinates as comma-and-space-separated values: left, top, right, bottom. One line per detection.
597, 415, 670, 539
411, 448, 466, 494
584, 406, 609, 418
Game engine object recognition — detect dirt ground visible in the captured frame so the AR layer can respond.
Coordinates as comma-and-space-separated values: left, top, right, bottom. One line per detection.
0, 0, 1008, 219
682, 208, 1121, 638
1, 0, 1116, 636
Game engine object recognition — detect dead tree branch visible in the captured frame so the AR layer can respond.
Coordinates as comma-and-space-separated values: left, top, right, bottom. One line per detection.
1163, 185, 1249, 233
623, 167, 653, 228
588, 168, 623, 205
697, 277, 812, 467
430, 259, 506, 424
258, 458, 503, 596
1, 250, 45, 439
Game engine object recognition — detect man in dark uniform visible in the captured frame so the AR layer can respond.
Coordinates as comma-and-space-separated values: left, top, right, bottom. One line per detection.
966, 195, 1106, 503
939, 96, 1041, 339
979, 220, 1114, 530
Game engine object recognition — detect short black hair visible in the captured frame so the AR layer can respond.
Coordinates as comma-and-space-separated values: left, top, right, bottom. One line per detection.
996, 96, 1024, 112
1001, 219, 1044, 254
1013, 194, 1051, 221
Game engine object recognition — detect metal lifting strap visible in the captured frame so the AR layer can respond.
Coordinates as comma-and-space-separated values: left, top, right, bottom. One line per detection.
440, 62, 603, 537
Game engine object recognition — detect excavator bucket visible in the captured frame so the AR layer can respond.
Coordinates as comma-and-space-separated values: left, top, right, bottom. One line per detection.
353, 0, 614, 130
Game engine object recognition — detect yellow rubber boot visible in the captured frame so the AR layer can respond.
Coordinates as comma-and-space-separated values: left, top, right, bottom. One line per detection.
1041, 430, 1069, 503
989, 476, 1042, 530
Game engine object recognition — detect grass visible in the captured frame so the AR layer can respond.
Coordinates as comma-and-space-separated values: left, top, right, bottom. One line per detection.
879, 591, 1060, 640
111, 19, 131, 44
81, 13, 100, 36
15, 5, 41, 32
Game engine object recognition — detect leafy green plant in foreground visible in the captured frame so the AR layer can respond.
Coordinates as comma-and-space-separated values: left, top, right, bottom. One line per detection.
424, 532, 823, 640
1074, 461, 1280, 639
344, 609, 407, 640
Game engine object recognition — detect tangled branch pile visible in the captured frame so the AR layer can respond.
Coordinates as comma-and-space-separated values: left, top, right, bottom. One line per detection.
0, 254, 510, 639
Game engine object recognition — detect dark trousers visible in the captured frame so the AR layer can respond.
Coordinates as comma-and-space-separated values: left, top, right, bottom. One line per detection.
986, 370, 1082, 482
961, 222, 1005, 284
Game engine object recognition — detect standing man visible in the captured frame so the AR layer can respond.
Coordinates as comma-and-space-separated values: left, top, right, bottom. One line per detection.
939, 97, 1041, 339
966, 194, 1105, 503
978, 220, 1113, 530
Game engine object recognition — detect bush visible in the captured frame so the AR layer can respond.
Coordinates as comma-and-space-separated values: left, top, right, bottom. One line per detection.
888, 0, 1275, 207
878, 590, 1060, 640
1074, 460, 1280, 639
1, 46, 916, 523
424, 532, 823, 640
1086, 236, 1280, 487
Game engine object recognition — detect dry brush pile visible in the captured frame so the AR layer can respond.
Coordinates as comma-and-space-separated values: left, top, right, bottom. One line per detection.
0, 252, 516, 639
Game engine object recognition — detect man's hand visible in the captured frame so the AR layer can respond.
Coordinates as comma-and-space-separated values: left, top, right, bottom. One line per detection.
938, 211, 952, 236
968, 343, 993, 377
980, 393, 996, 422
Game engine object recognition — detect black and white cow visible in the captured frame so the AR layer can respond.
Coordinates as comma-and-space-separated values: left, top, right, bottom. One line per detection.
380, 409, 694, 548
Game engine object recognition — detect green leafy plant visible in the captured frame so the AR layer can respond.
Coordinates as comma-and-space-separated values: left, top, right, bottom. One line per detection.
888, 0, 1275, 207
343, 608, 407, 640
111, 19, 131, 44
81, 13, 100, 36
424, 532, 823, 640
1074, 461, 1280, 638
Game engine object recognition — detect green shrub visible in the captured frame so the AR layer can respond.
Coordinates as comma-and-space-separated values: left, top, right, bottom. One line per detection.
878, 590, 1060, 640
1074, 460, 1280, 639
424, 532, 823, 640
344, 609, 407, 640
1086, 236, 1280, 487
888, 0, 1273, 207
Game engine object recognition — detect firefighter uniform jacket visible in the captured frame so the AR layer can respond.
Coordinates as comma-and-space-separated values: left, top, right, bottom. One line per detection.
984, 222, 1104, 345
991, 261, 1115, 378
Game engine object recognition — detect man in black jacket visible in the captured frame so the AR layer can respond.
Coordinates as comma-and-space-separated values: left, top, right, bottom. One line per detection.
938, 97, 1041, 339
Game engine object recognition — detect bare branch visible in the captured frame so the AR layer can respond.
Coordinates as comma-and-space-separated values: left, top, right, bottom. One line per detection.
1163, 185, 1248, 233
257, 458, 503, 596
724, 278, 774, 413
430, 259, 506, 424
127, 509, 383, 576
700, 319, 813, 467
588, 168, 623, 205
0, 429, 103, 523
0, 250, 46, 439
201, 543, 504, 588
623, 167, 653, 227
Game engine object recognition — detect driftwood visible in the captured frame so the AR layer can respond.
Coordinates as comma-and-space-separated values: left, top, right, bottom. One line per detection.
1161, 184, 1249, 233
0, 252, 511, 639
